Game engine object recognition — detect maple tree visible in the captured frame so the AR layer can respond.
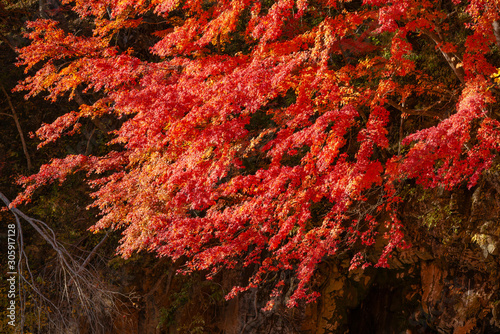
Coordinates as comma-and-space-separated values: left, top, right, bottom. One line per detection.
12, 0, 500, 308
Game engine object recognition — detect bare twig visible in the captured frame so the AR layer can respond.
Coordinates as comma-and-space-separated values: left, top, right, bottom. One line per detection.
239, 288, 260, 334
1, 85, 33, 170
386, 99, 444, 119
422, 28, 465, 84
0, 191, 126, 334
77, 231, 109, 274
0, 33, 17, 52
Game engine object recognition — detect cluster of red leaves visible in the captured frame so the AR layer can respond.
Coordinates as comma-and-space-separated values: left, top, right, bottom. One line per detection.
12, 0, 500, 308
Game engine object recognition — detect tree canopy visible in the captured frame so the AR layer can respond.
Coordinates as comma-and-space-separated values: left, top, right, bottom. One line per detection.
12, 0, 500, 308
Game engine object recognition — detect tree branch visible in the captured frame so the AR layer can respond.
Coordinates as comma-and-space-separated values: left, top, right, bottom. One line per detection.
0, 112, 14, 117
0, 32, 17, 52
0, 191, 125, 333
493, 20, 500, 50
77, 231, 109, 274
1, 85, 33, 170
386, 99, 443, 119
422, 28, 465, 84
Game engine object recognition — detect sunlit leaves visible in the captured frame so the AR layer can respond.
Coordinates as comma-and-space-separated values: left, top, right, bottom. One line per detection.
12, 0, 500, 307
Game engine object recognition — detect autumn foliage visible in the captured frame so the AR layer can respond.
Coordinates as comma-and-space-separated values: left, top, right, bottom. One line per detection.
13, 0, 500, 307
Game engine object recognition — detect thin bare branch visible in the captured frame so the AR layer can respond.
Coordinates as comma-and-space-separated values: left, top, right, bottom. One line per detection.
422, 28, 465, 84
77, 231, 109, 274
0, 33, 17, 52
0, 191, 127, 334
386, 100, 443, 119
1, 85, 33, 170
